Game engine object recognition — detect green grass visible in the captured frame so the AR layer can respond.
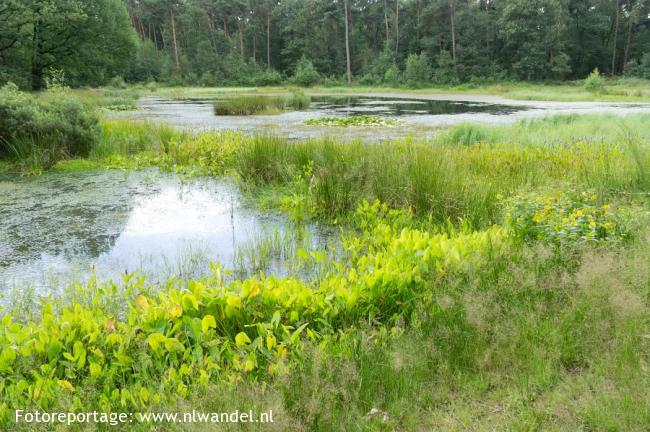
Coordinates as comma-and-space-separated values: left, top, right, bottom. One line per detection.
137, 78, 650, 102
213, 93, 311, 115
3, 111, 650, 431
79, 114, 650, 227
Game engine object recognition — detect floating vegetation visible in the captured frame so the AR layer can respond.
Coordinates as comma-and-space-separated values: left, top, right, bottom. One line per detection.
213, 93, 311, 115
305, 115, 403, 127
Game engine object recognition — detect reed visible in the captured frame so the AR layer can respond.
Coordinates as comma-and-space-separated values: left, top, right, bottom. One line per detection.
213, 93, 311, 115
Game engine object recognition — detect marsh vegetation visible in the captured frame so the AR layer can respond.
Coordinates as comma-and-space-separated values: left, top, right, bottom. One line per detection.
1, 82, 649, 430
3, 0, 650, 428
213, 93, 311, 115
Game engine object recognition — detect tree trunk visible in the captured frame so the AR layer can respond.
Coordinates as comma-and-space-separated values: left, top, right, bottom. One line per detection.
171, 10, 180, 72
267, 13, 271, 68
449, 0, 456, 65
238, 20, 244, 59
395, 0, 399, 56
611, 0, 619, 75
344, 0, 352, 85
253, 33, 256, 63
623, 14, 633, 73
416, 0, 421, 47
31, 15, 43, 90
384, 0, 389, 44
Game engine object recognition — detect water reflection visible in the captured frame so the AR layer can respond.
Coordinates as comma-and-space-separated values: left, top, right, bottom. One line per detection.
0, 170, 317, 293
309, 96, 521, 116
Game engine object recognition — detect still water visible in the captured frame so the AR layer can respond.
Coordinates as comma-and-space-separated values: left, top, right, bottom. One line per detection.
0, 169, 326, 295
119, 93, 650, 141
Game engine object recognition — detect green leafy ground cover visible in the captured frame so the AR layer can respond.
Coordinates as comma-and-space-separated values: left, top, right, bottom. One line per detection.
1, 107, 649, 430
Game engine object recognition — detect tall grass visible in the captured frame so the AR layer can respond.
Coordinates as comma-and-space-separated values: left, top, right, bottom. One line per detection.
92, 119, 177, 158
213, 93, 311, 115
90, 115, 650, 226
236, 134, 649, 225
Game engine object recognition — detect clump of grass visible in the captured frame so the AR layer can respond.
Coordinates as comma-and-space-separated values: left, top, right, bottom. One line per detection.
305, 115, 403, 127
213, 92, 310, 115
92, 119, 177, 159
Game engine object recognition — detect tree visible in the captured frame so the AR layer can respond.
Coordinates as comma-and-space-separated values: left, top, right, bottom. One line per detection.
344, 0, 352, 84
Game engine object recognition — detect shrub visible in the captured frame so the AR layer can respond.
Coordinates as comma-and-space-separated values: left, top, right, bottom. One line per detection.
251, 68, 284, 86
0, 83, 100, 168
584, 68, 604, 93
291, 56, 321, 87
432, 50, 459, 85
383, 64, 401, 86
403, 53, 432, 87
108, 75, 127, 89
629, 52, 650, 79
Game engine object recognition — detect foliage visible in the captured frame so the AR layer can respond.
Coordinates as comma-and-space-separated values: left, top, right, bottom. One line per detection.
0, 202, 506, 423
304, 116, 402, 127
0, 0, 137, 89
291, 56, 321, 87
2, 110, 650, 429
213, 93, 310, 115
0, 84, 100, 170
2, 0, 649, 88
403, 53, 432, 87
504, 190, 636, 244
432, 50, 459, 85
383, 64, 401, 86
584, 68, 605, 93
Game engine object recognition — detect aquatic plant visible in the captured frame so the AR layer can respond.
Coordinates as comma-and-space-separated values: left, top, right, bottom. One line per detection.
213, 93, 311, 115
0, 202, 506, 423
305, 116, 403, 127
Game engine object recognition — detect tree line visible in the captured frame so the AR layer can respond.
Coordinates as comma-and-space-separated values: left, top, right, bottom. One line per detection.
2, 0, 650, 90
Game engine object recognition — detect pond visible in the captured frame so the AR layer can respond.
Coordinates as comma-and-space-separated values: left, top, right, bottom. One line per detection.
117, 93, 650, 141
0, 170, 330, 299
308, 95, 520, 116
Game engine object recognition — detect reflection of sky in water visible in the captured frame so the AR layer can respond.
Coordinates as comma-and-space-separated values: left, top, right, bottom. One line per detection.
0, 170, 293, 295
111, 95, 650, 143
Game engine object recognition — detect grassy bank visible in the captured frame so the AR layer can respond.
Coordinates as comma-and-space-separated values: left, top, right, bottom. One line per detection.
2, 113, 650, 430
146, 78, 650, 102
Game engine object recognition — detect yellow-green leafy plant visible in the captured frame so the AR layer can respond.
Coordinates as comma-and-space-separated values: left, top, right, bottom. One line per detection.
504, 190, 632, 244
0, 202, 507, 422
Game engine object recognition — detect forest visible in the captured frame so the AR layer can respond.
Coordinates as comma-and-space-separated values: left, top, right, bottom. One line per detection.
3, 0, 650, 89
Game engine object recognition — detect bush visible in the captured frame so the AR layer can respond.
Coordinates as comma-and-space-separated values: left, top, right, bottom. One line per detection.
383, 64, 400, 86
291, 56, 321, 87
584, 68, 605, 93
108, 75, 127, 89
0, 83, 100, 169
629, 53, 650, 79
251, 68, 284, 86
403, 53, 432, 87
432, 50, 459, 85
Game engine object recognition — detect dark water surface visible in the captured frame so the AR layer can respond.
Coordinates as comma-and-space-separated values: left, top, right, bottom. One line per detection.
308, 95, 520, 116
